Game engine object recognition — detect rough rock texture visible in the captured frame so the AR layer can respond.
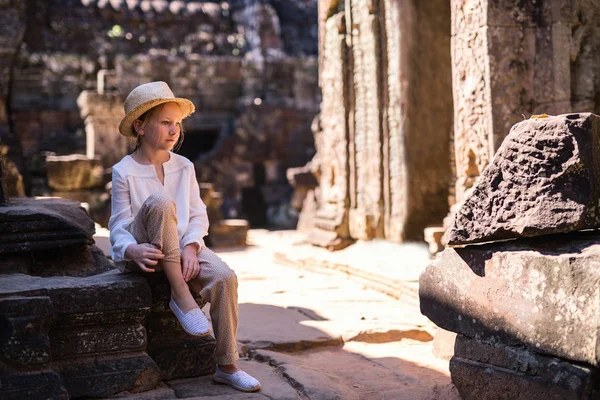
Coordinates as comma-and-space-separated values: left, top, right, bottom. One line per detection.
450, 335, 600, 400
0, 197, 94, 253
310, 11, 352, 249
450, 0, 600, 207
142, 272, 216, 380
45, 154, 104, 191
312, 0, 452, 245
0, 199, 216, 398
446, 113, 600, 245
420, 232, 600, 366
0, 271, 162, 398
77, 90, 128, 169
209, 220, 249, 248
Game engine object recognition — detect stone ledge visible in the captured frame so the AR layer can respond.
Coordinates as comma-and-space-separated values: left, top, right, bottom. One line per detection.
420, 232, 600, 366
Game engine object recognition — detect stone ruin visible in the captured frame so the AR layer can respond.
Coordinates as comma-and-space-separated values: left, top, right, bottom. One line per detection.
306, 0, 600, 250
420, 113, 600, 399
0, 196, 216, 399
305, 0, 600, 397
300, 0, 454, 250
0, 0, 320, 233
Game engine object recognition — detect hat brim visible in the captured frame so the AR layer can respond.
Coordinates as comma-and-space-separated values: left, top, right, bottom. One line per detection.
118, 97, 195, 137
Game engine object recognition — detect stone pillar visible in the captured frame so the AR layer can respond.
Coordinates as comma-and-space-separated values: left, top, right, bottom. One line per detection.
77, 90, 127, 169
310, 10, 353, 249
348, 0, 385, 240
313, 0, 452, 246
451, 0, 581, 205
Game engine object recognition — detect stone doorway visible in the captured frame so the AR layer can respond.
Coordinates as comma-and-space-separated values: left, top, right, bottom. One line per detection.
177, 129, 221, 162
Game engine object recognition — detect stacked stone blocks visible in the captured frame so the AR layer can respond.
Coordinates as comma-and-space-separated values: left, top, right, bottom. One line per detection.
0, 198, 216, 399
420, 113, 600, 399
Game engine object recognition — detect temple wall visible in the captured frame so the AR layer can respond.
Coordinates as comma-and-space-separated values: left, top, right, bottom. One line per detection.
313, 0, 452, 245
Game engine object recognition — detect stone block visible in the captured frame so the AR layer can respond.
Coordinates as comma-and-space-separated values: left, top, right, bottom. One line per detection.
0, 371, 68, 400
450, 335, 600, 400
0, 296, 53, 369
142, 272, 217, 380
54, 353, 161, 398
446, 113, 600, 245
209, 219, 248, 248
46, 154, 104, 191
420, 232, 600, 366
0, 198, 94, 254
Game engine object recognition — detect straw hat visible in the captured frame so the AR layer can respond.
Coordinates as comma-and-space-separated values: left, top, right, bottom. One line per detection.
118, 81, 195, 137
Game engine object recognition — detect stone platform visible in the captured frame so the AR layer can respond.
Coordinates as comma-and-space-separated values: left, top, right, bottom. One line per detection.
0, 198, 216, 399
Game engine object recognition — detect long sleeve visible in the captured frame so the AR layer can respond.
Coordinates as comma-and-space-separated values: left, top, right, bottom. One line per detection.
108, 168, 137, 262
181, 169, 209, 251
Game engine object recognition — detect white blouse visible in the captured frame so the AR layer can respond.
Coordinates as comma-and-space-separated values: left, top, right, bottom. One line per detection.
108, 152, 209, 270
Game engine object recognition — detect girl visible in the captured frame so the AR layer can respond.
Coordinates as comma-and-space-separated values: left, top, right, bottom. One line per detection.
108, 81, 260, 393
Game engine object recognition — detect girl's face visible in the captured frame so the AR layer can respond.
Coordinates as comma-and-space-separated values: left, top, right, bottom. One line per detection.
137, 102, 184, 152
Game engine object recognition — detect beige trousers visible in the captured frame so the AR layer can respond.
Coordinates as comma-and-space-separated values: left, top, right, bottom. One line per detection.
125, 192, 239, 365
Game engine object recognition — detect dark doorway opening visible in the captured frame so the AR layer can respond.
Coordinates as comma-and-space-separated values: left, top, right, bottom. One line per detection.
242, 162, 267, 228
177, 129, 220, 162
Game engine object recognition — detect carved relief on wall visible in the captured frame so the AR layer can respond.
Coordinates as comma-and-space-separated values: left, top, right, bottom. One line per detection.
451, 0, 493, 204
381, 0, 406, 242
314, 12, 350, 235
349, 0, 383, 240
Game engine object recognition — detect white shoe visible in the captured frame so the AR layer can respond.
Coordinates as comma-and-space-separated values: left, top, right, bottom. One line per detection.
213, 366, 261, 392
169, 297, 211, 336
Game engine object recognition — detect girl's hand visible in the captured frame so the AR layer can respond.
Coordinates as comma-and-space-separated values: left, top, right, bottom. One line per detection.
181, 243, 200, 282
125, 243, 164, 273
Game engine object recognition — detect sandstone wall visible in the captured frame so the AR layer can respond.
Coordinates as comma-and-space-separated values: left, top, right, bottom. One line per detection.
451, 0, 600, 205
312, 0, 452, 246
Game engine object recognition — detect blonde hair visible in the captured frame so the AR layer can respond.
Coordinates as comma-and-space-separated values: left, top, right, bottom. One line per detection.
132, 103, 185, 151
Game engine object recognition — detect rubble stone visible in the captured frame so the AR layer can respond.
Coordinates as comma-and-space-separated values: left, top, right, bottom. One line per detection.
446, 113, 600, 245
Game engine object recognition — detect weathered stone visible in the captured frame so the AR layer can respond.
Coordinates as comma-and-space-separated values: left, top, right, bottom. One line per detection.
77, 90, 127, 169
1, 145, 25, 198
54, 353, 161, 398
0, 371, 68, 400
446, 113, 600, 245
209, 220, 248, 248
420, 232, 600, 366
349, 1, 383, 240
310, 12, 352, 248
0, 198, 94, 253
0, 271, 162, 398
450, 335, 600, 400
46, 154, 104, 191
142, 272, 216, 380
0, 296, 53, 368
169, 359, 297, 400
28, 244, 114, 277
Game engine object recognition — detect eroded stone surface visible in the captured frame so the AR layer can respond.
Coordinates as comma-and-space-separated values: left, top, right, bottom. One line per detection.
45, 154, 104, 191
0, 198, 94, 253
447, 113, 600, 245
420, 232, 600, 366
450, 335, 600, 400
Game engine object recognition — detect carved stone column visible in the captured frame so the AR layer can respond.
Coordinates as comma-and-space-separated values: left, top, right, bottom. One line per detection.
310, 10, 353, 250
77, 90, 127, 169
348, 0, 385, 240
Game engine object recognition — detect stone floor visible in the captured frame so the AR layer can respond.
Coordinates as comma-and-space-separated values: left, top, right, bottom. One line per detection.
103, 230, 459, 400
